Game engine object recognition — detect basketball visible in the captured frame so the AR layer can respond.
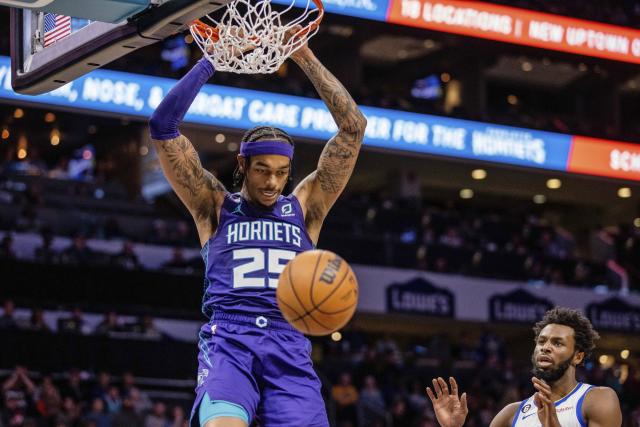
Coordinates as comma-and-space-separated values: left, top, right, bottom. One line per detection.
277, 250, 359, 336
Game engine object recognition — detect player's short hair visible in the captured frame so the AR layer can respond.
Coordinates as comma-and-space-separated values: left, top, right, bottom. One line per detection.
234, 126, 294, 186
241, 126, 294, 146
533, 307, 600, 358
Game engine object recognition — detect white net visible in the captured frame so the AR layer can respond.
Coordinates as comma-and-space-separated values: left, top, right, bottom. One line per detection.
190, 0, 323, 74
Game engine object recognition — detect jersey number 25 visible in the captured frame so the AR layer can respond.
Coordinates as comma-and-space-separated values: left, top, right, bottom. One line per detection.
232, 248, 296, 289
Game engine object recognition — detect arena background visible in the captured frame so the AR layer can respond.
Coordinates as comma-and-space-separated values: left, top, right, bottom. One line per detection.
0, 0, 639, 426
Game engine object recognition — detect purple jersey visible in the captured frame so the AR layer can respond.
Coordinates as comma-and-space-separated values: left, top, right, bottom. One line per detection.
200, 192, 314, 321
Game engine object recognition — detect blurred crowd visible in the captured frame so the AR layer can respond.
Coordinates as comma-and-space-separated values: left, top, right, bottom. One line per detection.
0, 227, 199, 270
1, 172, 639, 291
337, 191, 639, 291
1, 148, 98, 184
0, 367, 188, 427
0, 299, 163, 341
0, 230, 200, 274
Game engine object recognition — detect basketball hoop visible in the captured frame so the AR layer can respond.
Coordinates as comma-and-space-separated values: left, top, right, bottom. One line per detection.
190, 0, 324, 74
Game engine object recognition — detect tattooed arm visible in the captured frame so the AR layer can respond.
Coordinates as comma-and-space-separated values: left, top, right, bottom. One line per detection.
291, 48, 367, 244
149, 58, 226, 246
152, 135, 226, 246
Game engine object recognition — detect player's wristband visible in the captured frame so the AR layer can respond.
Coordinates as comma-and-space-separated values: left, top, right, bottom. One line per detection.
149, 58, 215, 140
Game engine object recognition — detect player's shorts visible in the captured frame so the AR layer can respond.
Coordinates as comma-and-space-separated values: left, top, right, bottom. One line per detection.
189, 311, 329, 427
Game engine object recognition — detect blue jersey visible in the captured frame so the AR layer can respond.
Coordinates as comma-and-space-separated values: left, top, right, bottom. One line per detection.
200, 192, 314, 320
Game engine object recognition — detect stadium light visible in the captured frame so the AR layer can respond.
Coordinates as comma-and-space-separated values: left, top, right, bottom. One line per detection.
471, 169, 486, 180
546, 179, 562, 189
17, 134, 27, 158
618, 187, 632, 198
50, 129, 60, 146
533, 194, 546, 204
460, 189, 474, 199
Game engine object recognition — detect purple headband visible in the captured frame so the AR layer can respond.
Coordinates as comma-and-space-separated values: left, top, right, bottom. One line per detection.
239, 140, 294, 159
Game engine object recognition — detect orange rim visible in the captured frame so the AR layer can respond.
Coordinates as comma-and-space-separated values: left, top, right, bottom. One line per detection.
299, 0, 324, 37
190, 0, 324, 43
191, 19, 219, 42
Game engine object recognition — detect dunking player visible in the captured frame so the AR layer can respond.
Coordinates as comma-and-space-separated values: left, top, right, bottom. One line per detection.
148, 30, 366, 427
426, 307, 622, 427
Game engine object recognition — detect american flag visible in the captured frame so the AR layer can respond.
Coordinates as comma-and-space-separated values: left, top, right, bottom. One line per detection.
43, 13, 71, 47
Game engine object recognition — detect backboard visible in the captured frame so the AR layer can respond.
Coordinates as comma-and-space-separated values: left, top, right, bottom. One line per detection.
9, 0, 231, 95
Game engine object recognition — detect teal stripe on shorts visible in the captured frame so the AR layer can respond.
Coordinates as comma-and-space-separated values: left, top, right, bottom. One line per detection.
199, 392, 249, 426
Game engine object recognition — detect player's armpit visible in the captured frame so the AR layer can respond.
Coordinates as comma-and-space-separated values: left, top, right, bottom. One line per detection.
292, 173, 323, 244
294, 133, 363, 243
582, 387, 622, 427
152, 135, 226, 238
490, 402, 522, 427
295, 132, 361, 205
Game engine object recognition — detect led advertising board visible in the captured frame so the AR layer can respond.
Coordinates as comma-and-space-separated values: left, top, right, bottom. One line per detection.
1, 56, 638, 181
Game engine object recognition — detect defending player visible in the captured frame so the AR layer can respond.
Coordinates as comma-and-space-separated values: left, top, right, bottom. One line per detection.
426, 307, 622, 427
148, 30, 366, 427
